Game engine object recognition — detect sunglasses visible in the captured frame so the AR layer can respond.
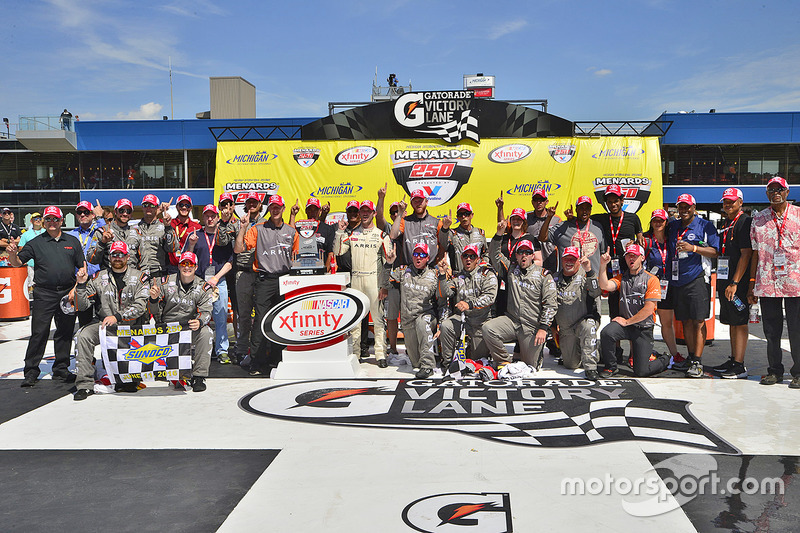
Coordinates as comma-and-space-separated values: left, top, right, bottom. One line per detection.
110, 252, 127, 258
219, 202, 233, 208
532, 197, 547, 202
768, 187, 788, 193
76, 210, 91, 216
142, 203, 156, 208
31, 216, 42, 221
179, 261, 196, 267
117, 208, 132, 215
515, 249, 533, 256
412, 252, 428, 258
177, 203, 191, 209
457, 211, 472, 217
43, 217, 61, 222
462, 253, 478, 260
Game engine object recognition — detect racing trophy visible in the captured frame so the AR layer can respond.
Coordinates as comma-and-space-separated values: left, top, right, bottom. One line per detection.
291, 219, 326, 275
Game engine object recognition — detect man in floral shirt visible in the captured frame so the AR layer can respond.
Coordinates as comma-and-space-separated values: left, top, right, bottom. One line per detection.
748, 177, 800, 387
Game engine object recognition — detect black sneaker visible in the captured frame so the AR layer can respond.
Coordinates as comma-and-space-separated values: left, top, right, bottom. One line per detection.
74, 388, 93, 401
52, 371, 77, 383
115, 382, 139, 393
789, 376, 800, 389
377, 359, 388, 368
415, 367, 433, 379
585, 369, 600, 380
600, 367, 618, 378
191, 376, 207, 392
721, 361, 748, 379
20, 375, 37, 388
712, 358, 735, 374
760, 374, 783, 385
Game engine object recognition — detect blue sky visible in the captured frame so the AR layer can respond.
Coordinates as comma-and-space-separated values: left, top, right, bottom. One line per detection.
3, 0, 800, 126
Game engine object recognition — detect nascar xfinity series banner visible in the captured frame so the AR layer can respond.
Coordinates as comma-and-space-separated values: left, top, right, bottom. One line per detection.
215, 137, 662, 231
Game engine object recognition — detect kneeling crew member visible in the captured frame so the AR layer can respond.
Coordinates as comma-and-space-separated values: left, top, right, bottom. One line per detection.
597, 244, 670, 377
73, 241, 150, 400
554, 247, 602, 380
438, 244, 497, 364
148, 251, 214, 392
483, 224, 557, 369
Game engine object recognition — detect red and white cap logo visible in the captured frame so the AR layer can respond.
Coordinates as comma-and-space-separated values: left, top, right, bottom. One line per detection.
767, 176, 789, 190
177, 194, 193, 206
109, 241, 129, 255
676, 193, 696, 206
576, 195, 592, 206
532, 188, 548, 199
562, 246, 580, 259
346, 200, 360, 210
179, 251, 197, 265
219, 192, 234, 204
721, 188, 743, 201
456, 202, 473, 213
306, 197, 321, 209
515, 239, 534, 252
510, 207, 526, 220
141, 194, 159, 206
267, 195, 284, 208
605, 184, 623, 197
413, 242, 429, 255
360, 200, 375, 212
625, 243, 645, 257
203, 204, 218, 214
76, 201, 92, 211
43, 206, 63, 219
461, 244, 481, 256
115, 199, 133, 211
410, 189, 427, 200
651, 208, 668, 220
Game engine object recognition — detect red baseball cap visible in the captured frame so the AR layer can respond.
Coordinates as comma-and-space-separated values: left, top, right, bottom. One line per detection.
346, 200, 360, 210
576, 195, 592, 206
461, 244, 481, 256
176, 194, 193, 206
410, 189, 427, 200
389, 202, 400, 209
203, 204, 218, 214
412, 242, 429, 255
767, 176, 789, 190
241, 191, 259, 202
605, 185, 623, 197
109, 241, 129, 255
457, 202, 473, 213
266, 195, 284, 208
720, 188, 743, 202
219, 192, 234, 204
76, 201, 93, 211
651, 209, 668, 220
178, 251, 198, 265
532, 188, 548, 199
562, 246, 580, 259
510, 208, 526, 220
306, 197, 321, 209
515, 239, 534, 252
141, 194, 159, 206
676, 193, 696, 206
43, 206, 63, 219
625, 243, 645, 257
360, 200, 375, 212
115, 199, 133, 211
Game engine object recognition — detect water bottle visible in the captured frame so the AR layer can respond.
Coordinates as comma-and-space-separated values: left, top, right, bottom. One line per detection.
732, 295, 746, 312
749, 306, 760, 324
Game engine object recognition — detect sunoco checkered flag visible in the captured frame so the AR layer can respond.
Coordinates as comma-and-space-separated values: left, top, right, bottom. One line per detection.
100, 323, 194, 384
420, 109, 480, 144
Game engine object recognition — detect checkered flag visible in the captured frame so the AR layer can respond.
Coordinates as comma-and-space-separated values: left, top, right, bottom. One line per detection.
419, 109, 480, 144
444, 314, 468, 380
100, 323, 194, 384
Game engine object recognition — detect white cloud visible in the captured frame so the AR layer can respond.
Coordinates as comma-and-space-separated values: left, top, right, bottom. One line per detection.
161, 0, 226, 17
488, 20, 527, 40
115, 102, 165, 120
587, 67, 612, 77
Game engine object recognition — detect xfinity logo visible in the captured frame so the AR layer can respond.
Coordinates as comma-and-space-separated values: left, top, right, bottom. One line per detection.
335, 146, 378, 166
488, 144, 532, 164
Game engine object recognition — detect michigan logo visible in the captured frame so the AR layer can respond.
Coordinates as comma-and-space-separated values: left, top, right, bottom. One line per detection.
402, 492, 513, 532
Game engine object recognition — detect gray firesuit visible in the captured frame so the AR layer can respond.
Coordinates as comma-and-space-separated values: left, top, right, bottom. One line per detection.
438, 265, 498, 362
389, 264, 443, 371
73, 268, 150, 390
447, 225, 488, 272
554, 269, 602, 371
86, 221, 141, 269
482, 236, 558, 367
148, 274, 214, 378
135, 218, 178, 276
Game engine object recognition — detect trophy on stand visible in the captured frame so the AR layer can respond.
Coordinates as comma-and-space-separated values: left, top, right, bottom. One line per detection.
291, 219, 326, 276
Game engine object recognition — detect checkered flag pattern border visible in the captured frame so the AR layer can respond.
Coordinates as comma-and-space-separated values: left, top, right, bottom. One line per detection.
100, 324, 194, 384
418, 109, 480, 144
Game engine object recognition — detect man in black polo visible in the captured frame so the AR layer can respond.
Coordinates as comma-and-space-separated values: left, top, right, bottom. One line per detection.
7, 206, 86, 387
0, 207, 22, 253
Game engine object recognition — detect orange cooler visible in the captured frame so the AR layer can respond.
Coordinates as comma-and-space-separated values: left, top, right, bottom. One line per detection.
0, 266, 31, 320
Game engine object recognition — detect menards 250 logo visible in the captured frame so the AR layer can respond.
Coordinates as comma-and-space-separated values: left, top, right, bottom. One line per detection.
391, 149, 475, 207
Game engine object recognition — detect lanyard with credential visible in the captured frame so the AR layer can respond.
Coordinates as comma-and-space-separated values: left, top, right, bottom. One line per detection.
773, 210, 788, 249
651, 237, 667, 271
609, 212, 624, 254
203, 231, 216, 265
720, 212, 742, 255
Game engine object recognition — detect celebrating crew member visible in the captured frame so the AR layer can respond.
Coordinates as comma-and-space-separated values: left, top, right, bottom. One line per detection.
447, 202, 487, 272
748, 177, 800, 387
597, 244, 670, 377
666, 193, 719, 378
492, 207, 532, 318
69, 200, 107, 326
87, 198, 140, 269
168, 194, 202, 273
72, 241, 150, 400
215, 192, 239, 328
642, 209, 680, 364
553, 247, 602, 379
390, 189, 449, 265
438, 244, 498, 364
136, 194, 176, 277
387, 242, 443, 379
334, 200, 392, 367
540, 196, 605, 274
376, 184, 404, 357
7, 206, 85, 387
337, 199, 371, 358
711, 188, 752, 379
483, 227, 557, 369
187, 204, 234, 364
148, 251, 214, 392
234, 194, 298, 375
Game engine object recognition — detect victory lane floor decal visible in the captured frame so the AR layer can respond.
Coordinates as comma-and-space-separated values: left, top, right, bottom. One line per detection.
240, 378, 738, 454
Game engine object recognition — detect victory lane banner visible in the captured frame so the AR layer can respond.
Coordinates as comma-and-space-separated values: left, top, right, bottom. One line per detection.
100, 323, 194, 384
215, 137, 663, 232
240, 378, 738, 454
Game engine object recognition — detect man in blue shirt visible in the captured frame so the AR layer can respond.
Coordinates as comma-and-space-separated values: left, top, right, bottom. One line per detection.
666, 194, 719, 377
69, 201, 106, 327
186, 204, 234, 364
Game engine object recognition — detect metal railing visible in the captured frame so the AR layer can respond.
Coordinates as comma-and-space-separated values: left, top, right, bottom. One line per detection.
573, 121, 672, 137
18, 115, 73, 131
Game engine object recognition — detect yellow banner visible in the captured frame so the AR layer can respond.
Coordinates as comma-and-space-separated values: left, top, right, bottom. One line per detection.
215, 137, 662, 231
